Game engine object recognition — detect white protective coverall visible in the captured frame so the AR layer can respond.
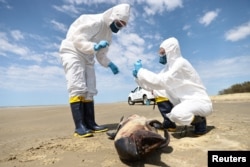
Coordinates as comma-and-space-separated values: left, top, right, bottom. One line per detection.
136, 37, 213, 125
59, 4, 130, 102
153, 89, 167, 98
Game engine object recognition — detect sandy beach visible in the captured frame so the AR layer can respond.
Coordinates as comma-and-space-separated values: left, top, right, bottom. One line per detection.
0, 93, 250, 167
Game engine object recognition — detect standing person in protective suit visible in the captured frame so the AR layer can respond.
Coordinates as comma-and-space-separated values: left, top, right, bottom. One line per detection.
132, 37, 213, 136
59, 4, 131, 138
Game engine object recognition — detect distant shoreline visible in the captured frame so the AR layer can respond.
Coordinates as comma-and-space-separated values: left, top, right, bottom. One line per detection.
1, 93, 249, 108
0, 104, 68, 109
0, 102, 127, 109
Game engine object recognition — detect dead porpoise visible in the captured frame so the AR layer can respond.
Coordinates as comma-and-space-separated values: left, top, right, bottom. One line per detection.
107, 114, 170, 161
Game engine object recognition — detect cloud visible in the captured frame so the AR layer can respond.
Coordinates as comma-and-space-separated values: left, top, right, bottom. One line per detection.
0, 65, 65, 91
0, 29, 60, 64
142, 0, 183, 16
120, 33, 145, 47
182, 24, 192, 36
53, 4, 80, 16
94, 31, 159, 92
196, 55, 250, 95
10, 30, 24, 41
0, 32, 29, 56
103, 32, 147, 74
50, 20, 68, 33
182, 24, 190, 31
52, 0, 116, 17
225, 21, 250, 42
59, 0, 183, 17
197, 55, 250, 80
108, 32, 159, 70
0, 0, 12, 9
63, 0, 119, 6
199, 9, 220, 26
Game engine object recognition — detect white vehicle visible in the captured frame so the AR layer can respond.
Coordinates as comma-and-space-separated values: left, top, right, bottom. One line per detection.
128, 86, 155, 105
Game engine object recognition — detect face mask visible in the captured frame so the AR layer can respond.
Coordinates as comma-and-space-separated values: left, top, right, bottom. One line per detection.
110, 21, 120, 33
159, 55, 167, 65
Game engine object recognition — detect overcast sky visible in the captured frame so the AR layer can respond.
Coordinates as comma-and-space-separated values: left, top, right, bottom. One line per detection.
0, 0, 250, 107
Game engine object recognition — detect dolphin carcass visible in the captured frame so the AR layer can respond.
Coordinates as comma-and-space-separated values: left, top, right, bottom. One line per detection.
107, 114, 170, 161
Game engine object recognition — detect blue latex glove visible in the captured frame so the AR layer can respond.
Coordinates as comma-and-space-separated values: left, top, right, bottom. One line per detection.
94, 40, 109, 51
159, 55, 167, 65
133, 60, 142, 78
134, 59, 142, 71
108, 62, 119, 74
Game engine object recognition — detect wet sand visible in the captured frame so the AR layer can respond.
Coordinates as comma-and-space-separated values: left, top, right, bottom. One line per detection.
0, 93, 249, 167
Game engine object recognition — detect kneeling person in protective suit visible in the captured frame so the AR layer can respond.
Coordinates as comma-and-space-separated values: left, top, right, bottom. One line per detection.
132, 37, 213, 136
59, 4, 131, 138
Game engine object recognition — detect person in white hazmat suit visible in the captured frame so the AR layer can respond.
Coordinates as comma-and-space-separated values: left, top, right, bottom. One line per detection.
59, 4, 131, 138
132, 37, 213, 136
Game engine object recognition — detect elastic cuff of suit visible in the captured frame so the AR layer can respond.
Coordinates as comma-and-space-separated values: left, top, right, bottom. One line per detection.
155, 96, 169, 103
69, 96, 85, 103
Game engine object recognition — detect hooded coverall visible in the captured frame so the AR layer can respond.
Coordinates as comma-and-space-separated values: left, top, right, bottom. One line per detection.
59, 4, 130, 101
136, 37, 213, 126
59, 4, 130, 137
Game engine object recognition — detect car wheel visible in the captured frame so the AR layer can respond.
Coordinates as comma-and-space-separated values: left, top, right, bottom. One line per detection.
142, 95, 149, 105
128, 97, 135, 105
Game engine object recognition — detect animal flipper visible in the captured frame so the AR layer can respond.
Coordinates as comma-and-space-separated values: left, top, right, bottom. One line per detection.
106, 116, 124, 139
